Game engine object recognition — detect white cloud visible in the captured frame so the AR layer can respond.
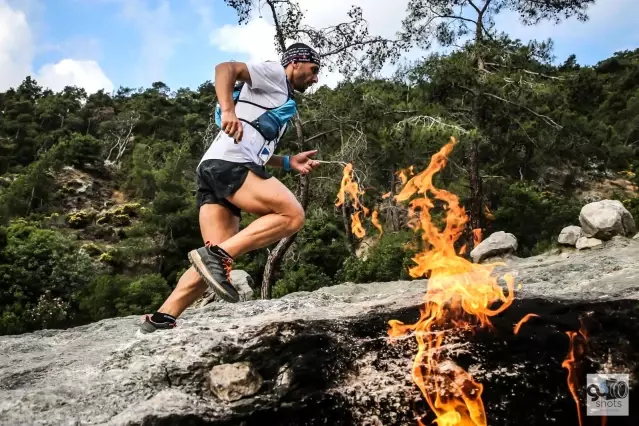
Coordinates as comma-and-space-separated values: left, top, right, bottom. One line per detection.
0, 0, 113, 93
37, 59, 113, 93
0, 0, 34, 90
210, 17, 278, 62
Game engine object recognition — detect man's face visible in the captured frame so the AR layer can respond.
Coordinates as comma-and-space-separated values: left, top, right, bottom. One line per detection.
292, 62, 320, 92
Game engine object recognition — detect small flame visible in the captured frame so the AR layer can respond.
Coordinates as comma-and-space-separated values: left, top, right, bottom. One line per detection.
351, 211, 366, 238
336, 162, 383, 239
388, 137, 515, 425
382, 191, 391, 199
562, 321, 588, 426
483, 205, 495, 221
372, 209, 384, 238
513, 313, 539, 335
472, 229, 483, 247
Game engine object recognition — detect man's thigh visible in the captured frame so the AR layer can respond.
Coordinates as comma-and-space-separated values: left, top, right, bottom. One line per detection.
199, 204, 240, 246
226, 170, 302, 217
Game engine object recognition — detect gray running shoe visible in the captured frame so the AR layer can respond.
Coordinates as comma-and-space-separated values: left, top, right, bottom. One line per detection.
138, 314, 176, 334
188, 245, 240, 303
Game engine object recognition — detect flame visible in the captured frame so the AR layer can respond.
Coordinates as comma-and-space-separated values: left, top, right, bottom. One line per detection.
483, 205, 495, 221
351, 211, 366, 238
382, 191, 391, 199
372, 209, 384, 238
335, 162, 383, 239
472, 229, 483, 247
562, 321, 588, 426
387, 137, 515, 425
513, 313, 539, 335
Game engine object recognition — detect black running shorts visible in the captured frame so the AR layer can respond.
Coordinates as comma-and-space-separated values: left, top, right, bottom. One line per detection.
196, 159, 272, 217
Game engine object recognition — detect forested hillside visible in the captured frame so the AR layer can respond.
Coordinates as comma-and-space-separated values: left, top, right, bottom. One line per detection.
1, 31, 638, 334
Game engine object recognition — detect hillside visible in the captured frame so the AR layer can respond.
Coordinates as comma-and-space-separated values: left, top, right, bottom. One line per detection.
1, 236, 638, 425
1, 45, 639, 336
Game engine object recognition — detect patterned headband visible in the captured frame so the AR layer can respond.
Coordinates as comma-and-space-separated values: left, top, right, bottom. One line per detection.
281, 46, 321, 67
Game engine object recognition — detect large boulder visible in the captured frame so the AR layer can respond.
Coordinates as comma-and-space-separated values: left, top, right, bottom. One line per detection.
470, 231, 518, 263
557, 226, 582, 246
2, 239, 638, 426
579, 199, 636, 240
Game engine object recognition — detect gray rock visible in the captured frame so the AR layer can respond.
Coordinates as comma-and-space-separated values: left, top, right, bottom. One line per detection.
1, 239, 639, 425
575, 236, 603, 250
557, 226, 582, 246
209, 362, 263, 402
198, 269, 255, 307
579, 199, 636, 240
470, 231, 518, 263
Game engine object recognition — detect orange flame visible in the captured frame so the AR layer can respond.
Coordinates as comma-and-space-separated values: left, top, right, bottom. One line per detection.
372, 209, 384, 239
387, 137, 515, 426
335, 162, 383, 239
513, 313, 539, 335
472, 229, 483, 247
562, 321, 588, 426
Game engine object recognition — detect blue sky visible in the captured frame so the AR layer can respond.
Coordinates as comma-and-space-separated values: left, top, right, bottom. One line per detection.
1, 0, 638, 94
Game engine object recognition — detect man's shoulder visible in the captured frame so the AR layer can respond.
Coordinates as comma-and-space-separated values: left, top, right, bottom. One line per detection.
246, 61, 287, 90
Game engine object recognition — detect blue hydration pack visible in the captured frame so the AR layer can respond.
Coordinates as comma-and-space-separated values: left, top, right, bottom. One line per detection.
214, 80, 297, 144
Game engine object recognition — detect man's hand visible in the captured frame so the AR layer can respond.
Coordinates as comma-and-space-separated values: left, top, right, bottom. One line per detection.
291, 150, 320, 175
221, 110, 243, 142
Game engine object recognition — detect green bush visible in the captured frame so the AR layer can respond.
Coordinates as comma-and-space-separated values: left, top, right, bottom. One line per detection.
0, 221, 96, 334
339, 231, 418, 283
57, 134, 102, 168
272, 264, 334, 298
492, 183, 581, 256
77, 273, 171, 322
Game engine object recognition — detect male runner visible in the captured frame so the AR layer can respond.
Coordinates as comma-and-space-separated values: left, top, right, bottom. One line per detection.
139, 43, 321, 333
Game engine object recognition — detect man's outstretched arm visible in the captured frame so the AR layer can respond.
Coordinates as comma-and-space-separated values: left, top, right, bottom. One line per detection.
215, 61, 251, 142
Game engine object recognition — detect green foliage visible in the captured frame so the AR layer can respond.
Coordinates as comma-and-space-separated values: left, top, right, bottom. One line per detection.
272, 264, 333, 298
492, 183, 581, 256
0, 221, 95, 334
340, 231, 418, 283
77, 274, 171, 322
57, 134, 102, 168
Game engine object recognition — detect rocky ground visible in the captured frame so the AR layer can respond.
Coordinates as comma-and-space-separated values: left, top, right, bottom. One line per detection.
1, 237, 638, 426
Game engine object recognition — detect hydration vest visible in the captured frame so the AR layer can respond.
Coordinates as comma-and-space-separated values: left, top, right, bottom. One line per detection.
214, 80, 297, 146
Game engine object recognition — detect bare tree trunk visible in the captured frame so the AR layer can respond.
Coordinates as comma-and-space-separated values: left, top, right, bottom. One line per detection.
342, 201, 356, 255
261, 119, 309, 299
468, 139, 482, 233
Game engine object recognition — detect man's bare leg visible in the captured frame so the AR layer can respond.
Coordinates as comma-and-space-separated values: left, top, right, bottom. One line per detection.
217, 171, 305, 258
156, 204, 239, 318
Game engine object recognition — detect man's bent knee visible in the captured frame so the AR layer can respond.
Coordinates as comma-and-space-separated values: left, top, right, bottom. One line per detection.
286, 203, 305, 234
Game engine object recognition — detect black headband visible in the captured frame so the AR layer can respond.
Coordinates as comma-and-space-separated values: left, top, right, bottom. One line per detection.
281, 46, 321, 67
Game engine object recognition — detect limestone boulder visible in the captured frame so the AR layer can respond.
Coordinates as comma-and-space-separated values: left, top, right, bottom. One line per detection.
579, 199, 636, 240
470, 231, 518, 263
557, 226, 582, 246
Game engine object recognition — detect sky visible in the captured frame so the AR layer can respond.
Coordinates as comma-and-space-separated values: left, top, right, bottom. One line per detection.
1, 0, 638, 95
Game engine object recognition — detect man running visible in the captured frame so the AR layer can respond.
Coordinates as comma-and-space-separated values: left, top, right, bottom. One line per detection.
139, 43, 321, 333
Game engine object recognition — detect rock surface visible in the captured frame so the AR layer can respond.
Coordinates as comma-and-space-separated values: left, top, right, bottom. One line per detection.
209, 362, 263, 402
558, 225, 582, 246
576, 236, 603, 250
1, 238, 639, 426
470, 231, 518, 263
579, 199, 636, 240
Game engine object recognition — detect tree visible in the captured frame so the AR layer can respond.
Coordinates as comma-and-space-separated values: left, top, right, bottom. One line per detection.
400, 0, 595, 242
223, 0, 408, 298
